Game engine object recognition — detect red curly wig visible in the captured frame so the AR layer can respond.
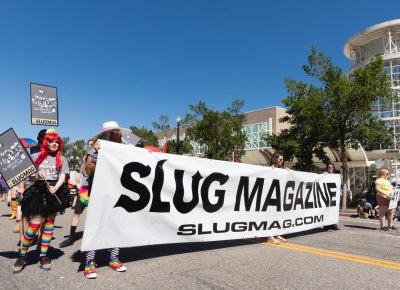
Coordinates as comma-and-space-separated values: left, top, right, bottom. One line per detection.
34, 130, 63, 170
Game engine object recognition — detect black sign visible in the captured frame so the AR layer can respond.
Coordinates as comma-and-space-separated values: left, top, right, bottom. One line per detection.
0, 128, 37, 188
30, 82, 59, 126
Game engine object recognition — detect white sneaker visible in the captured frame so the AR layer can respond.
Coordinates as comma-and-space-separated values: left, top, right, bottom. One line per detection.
109, 259, 127, 272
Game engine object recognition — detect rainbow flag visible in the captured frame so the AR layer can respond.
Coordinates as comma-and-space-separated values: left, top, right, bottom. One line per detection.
79, 185, 90, 206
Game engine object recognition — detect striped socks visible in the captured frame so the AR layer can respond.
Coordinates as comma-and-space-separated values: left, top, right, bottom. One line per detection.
20, 223, 41, 256
40, 218, 55, 257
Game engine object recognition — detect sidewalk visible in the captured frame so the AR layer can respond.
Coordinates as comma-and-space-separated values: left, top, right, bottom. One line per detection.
339, 208, 358, 217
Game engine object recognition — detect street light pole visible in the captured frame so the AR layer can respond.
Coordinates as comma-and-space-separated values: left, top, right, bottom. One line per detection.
176, 116, 181, 154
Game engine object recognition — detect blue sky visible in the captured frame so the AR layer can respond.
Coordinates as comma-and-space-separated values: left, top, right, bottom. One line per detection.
1, 0, 399, 141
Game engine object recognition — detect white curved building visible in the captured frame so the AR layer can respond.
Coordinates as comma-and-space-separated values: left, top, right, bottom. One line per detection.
344, 19, 400, 149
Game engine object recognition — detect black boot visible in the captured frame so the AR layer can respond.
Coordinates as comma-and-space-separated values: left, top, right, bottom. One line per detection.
12, 254, 27, 273
39, 255, 51, 271
59, 235, 75, 247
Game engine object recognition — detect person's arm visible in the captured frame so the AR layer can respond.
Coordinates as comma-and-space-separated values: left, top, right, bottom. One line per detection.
85, 140, 100, 176
48, 173, 66, 194
375, 180, 382, 194
85, 155, 96, 176
17, 180, 25, 195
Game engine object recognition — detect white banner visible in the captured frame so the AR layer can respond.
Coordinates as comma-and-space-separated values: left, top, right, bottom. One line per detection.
81, 141, 340, 251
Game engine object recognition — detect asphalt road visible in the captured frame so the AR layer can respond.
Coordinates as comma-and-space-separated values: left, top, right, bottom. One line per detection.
1, 203, 400, 290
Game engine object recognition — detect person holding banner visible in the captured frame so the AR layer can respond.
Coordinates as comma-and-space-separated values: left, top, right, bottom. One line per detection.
82, 121, 129, 279
375, 169, 395, 231
323, 163, 340, 231
12, 129, 69, 273
266, 152, 287, 244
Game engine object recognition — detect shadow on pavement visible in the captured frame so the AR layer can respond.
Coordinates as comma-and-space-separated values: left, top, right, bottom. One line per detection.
281, 228, 325, 238
71, 238, 256, 272
69, 227, 331, 272
344, 224, 378, 230
0, 246, 64, 267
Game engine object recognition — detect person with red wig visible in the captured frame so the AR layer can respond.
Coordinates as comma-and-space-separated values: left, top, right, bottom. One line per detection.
12, 129, 69, 273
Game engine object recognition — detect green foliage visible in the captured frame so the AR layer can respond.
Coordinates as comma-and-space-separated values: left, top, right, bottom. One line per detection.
353, 118, 392, 151
185, 99, 247, 161
61, 137, 70, 156
304, 47, 391, 210
303, 47, 392, 152
152, 115, 170, 131
62, 138, 86, 171
130, 126, 159, 147
166, 138, 193, 155
266, 76, 331, 171
268, 46, 392, 209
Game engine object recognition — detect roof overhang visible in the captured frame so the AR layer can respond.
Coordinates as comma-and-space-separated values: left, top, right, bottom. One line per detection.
343, 19, 400, 58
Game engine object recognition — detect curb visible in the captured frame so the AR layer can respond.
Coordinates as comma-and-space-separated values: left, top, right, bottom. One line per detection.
339, 210, 357, 217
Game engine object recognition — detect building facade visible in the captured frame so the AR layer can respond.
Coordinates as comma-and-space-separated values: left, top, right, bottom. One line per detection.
344, 19, 400, 149
154, 106, 290, 164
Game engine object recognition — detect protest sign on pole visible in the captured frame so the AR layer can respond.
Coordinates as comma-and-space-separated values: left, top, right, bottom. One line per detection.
81, 141, 341, 251
389, 189, 400, 210
0, 128, 37, 188
69, 171, 84, 189
30, 82, 59, 126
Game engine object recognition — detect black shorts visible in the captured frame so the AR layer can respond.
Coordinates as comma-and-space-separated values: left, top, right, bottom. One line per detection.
74, 195, 87, 214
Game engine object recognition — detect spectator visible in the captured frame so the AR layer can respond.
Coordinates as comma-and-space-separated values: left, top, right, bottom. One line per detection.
375, 169, 395, 231
357, 198, 372, 219
365, 190, 379, 218
395, 203, 400, 222
59, 140, 94, 248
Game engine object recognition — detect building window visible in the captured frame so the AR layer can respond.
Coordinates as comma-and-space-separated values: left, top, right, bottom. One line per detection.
243, 122, 271, 150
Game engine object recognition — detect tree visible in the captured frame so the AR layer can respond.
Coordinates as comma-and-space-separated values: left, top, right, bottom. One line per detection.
185, 99, 247, 161
266, 78, 331, 172
269, 47, 392, 210
166, 138, 192, 155
130, 126, 159, 147
305, 48, 391, 210
62, 138, 87, 171
152, 115, 170, 131
61, 137, 70, 156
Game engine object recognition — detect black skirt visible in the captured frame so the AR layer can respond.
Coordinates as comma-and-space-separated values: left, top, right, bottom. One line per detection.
21, 180, 66, 218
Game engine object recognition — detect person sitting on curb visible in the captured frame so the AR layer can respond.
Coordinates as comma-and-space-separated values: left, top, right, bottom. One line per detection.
357, 198, 372, 219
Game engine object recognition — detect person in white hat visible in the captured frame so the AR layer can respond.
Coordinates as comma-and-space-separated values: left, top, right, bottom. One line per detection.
81, 121, 129, 279
89, 121, 132, 143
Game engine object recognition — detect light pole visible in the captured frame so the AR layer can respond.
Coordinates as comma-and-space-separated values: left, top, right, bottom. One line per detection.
176, 116, 181, 154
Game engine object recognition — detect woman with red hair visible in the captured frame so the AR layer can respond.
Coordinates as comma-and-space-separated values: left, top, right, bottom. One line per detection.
13, 129, 69, 273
